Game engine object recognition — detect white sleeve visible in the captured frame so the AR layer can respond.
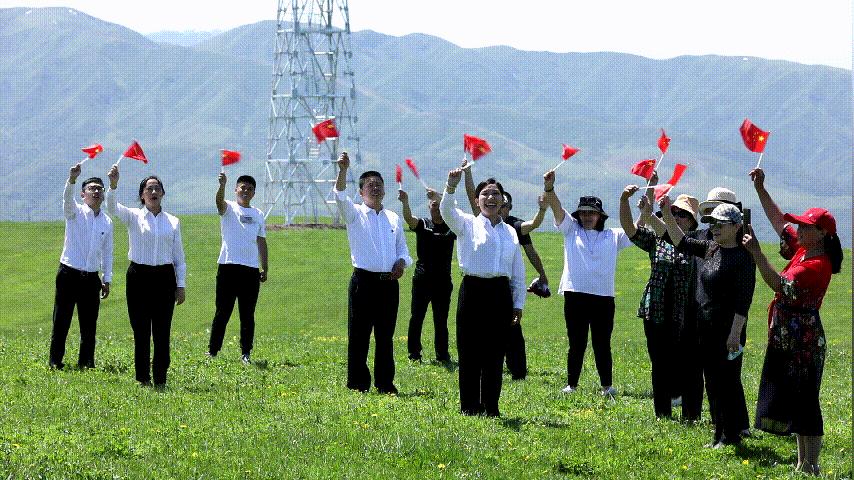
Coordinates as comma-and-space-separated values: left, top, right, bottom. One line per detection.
172, 219, 187, 288
333, 187, 358, 225
439, 188, 470, 236
555, 208, 577, 235
63, 180, 77, 220
615, 228, 633, 250
510, 241, 526, 310
101, 222, 114, 283
106, 188, 134, 224
395, 215, 412, 267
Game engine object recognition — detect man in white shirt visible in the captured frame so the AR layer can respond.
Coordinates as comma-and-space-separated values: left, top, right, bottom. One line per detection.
50, 163, 113, 370
207, 173, 268, 364
334, 152, 412, 394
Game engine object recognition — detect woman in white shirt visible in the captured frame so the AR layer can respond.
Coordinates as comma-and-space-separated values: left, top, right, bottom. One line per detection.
543, 169, 633, 397
436, 168, 525, 417
107, 165, 186, 388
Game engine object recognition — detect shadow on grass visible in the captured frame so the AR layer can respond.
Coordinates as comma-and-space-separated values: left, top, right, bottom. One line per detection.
619, 389, 654, 400
396, 389, 437, 400
428, 359, 458, 372
732, 441, 795, 467
499, 417, 524, 431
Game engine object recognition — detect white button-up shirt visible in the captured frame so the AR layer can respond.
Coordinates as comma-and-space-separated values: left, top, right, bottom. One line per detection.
60, 180, 114, 282
555, 209, 632, 297
334, 188, 412, 272
440, 189, 525, 309
106, 188, 187, 287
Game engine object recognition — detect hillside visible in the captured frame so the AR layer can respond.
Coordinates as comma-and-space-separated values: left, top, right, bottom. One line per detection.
0, 7, 850, 242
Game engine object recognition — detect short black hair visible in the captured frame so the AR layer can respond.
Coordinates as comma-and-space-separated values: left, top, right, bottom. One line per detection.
138, 175, 165, 204
475, 178, 504, 198
359, 170, 384, 189
502, 191, 513, 209
81, 177, 104, 191
236, 175, 256, 188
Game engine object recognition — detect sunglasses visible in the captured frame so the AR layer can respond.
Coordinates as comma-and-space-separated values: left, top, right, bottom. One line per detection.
671, 208, 693, 219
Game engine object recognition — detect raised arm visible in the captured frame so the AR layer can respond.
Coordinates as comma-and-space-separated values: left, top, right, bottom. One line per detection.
333, 152, 357, 225
462, 161, 480, 215
742, 225, 783, 293
64, 163, 82, 219
397, 189, 419, 230
519, 195, 547, 236
438, 169, 467, 235
619, 184, 640, 238
659, 196, 686, 246
106, 164, 133, 224
543, 170, 565, 225
749, 168, 786, 236
216, 172, 227, 216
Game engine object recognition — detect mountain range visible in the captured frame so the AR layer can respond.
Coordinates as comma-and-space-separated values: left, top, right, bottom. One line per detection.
1, 7, 850, 243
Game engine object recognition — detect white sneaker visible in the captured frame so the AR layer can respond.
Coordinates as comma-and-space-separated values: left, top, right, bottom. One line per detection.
241, 354, 251, 365
561, 385, 576, 394
671, 396, 683, 407
601, 386, 617, 397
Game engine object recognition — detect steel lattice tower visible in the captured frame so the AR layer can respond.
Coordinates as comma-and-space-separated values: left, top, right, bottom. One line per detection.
264, 0, 361, 224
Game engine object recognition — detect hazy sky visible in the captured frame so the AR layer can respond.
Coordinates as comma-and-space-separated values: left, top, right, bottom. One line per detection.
4, 0, 852, 69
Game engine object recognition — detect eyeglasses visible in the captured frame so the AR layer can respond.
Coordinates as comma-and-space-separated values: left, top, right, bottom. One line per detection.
144, 185, 163, 193
671, 209, 693, 219
84, 185, 104, 193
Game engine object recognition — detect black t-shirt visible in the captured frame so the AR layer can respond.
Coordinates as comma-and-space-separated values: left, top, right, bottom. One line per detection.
413, 218, 456, 275
504, 214, 532, 246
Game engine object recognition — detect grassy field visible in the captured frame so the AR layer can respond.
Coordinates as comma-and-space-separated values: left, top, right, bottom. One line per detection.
0, 215, 850, 479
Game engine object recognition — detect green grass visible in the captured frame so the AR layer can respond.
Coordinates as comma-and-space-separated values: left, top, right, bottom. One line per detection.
0, 216, 850, 479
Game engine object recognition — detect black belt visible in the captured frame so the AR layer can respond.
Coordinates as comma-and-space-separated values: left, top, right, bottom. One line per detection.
354, 268, 393, 281
59, 263, 99, 278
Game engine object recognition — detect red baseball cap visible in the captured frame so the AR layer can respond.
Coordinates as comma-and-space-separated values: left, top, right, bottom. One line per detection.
783, 208, 836, 235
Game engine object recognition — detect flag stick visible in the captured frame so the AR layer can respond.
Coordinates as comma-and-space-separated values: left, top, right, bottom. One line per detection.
461, 161, 474, 171
116, 155, 124, 166
418, 177, 429, 190
78, 156, 89, 166
645, 152, 665, 188
551, 160, 567, 172
755, 152, 764, 169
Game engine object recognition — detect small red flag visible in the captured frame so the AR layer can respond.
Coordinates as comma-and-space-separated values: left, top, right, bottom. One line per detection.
312, 119, 339, 144
653, 163, 688, 201
463, 134, 491, 161
123, 141, 148, 164
561, 144, 579, 160
405, 158, 420, 178
395, 164, 403, 184
221, 149, 241, 166
630, 159, 656, 180
658, 129, 670, 154
740, 119, 770, 153
81, 144, 103, 159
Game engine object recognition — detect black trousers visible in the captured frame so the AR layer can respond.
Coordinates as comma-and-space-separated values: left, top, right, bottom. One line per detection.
407, 271, 452, 361
126, 262, 177, 385
347, 269, 399, 392
643, 320, 676, 417
505, 323, 527, 380
208, 263, 261, 356
702, 323, 749, 442
456, 275, 512, 416
564, 291, 615, 388
49, 264, 102, 368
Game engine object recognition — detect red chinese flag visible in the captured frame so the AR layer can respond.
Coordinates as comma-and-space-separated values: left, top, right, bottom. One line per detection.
630, 159, 656, 180
123, 141, 148, 164
652, 163, 688, 201
405, 158, 420, 179
81, 143, 103, 159
221, 149, 241, 166
312, 119, 339, 143
740, 119, 770, 153
463, 134, 491, 161
395, 164, 403, 184
658, 129, 670, 154
561, 144, 579, 160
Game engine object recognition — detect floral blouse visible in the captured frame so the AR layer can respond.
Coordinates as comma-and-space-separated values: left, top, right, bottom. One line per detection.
631, 227, 694, 327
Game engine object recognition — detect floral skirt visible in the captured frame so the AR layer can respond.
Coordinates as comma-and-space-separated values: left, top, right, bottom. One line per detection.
755, 303, 826, 436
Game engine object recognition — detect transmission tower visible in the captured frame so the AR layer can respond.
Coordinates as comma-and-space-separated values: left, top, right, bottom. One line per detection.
264, 0, 361, 224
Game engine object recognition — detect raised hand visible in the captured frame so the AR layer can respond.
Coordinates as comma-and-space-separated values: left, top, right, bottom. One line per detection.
337, 152, 350, 170
107, 164, 119, 188
621, 184, 639, 200
749, 168, 765, 190
397, 189, 408, 203
218, 172, 227, 188
447, 168, 462, 188
69, 163, 82, 182
543, 170, 556, 191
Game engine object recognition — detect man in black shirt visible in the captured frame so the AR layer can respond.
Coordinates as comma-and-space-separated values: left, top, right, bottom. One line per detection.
399, 189, 456, 363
